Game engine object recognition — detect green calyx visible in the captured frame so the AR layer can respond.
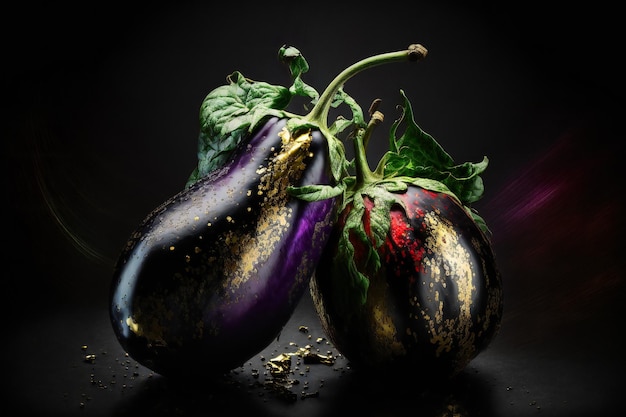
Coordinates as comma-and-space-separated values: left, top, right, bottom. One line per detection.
185, 44, 428, 188
340, 88, 491, 236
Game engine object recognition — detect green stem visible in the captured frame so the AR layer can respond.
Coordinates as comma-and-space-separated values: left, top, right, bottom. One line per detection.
305, 44, 428, 126
354, 111, 384, 188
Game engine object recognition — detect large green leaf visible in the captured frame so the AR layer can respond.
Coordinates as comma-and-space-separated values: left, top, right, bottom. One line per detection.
382, 90, 489, 206
187, 45, 365, 189
185, 71, 294, 186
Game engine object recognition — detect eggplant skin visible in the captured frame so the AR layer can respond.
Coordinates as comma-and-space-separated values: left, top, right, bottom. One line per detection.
110, 117, 336, 378
311, 186, 503, 380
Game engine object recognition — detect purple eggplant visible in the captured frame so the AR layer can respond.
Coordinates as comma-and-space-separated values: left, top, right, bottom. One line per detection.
110, 117, 335, 377
109, 45, 428, 378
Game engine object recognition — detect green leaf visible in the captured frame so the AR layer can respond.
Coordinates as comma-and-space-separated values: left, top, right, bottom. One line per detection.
378, 179, 408, 193
186, 71, 293, 187
364, 186, 399, 249
441, 157, 488, 204
328, 133, 348, 183
279, 45, 310, 79
336, 193, 371, 306
387, 90, 453, 169
332, 235, 369, 316
290, 76, 319, 102
409, 177, 454, 195
368, 199, 392, 250
287, 184, 343, 201
279, 45, 319, 102
328, 116, 352, 137
383, 89, 489, 206
331, 88, 365, 128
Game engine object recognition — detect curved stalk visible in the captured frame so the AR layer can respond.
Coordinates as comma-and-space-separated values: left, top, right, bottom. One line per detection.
353, 110, 385, 188
305, 44, 427, 126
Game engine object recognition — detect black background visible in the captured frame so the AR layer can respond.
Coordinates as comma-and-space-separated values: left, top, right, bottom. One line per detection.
3, 1, 624, 416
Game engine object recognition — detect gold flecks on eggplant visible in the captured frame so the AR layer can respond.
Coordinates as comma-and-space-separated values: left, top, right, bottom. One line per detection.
418, 210, 476, 362
344, 259, 407, 362
128, 127, 317, 343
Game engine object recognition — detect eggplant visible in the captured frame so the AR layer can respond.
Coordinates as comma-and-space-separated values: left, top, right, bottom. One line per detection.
109, 45, 428, 378
311, 185, 503, 378
310, 92, 502, 379
110, 117, 335, 377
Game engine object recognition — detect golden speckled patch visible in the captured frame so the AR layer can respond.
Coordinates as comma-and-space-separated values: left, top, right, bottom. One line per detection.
126, 128, 316, 343
418, 210, 477, 364
365, 274, 407, 359
222, 128, 311, 291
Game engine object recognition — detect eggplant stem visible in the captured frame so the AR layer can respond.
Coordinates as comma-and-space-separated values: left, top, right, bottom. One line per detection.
354, 110, 385, 188
305, 44, 428, 126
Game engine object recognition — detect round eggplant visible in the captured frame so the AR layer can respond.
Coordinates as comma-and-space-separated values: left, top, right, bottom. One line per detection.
309, 96, 503, 380
311, 186, 503, 379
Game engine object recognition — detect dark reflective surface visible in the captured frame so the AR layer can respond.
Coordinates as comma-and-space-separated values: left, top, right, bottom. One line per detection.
4, 293, 622, 416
